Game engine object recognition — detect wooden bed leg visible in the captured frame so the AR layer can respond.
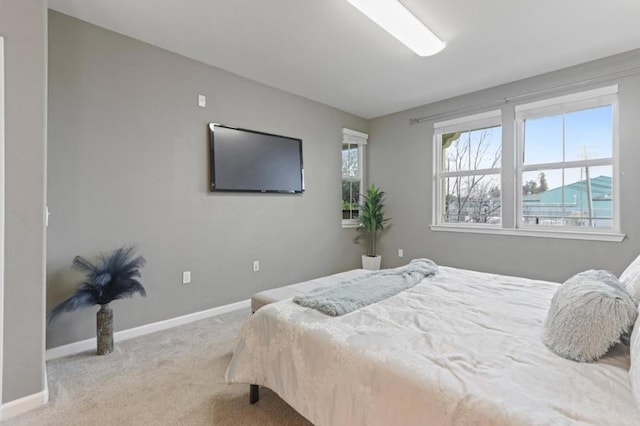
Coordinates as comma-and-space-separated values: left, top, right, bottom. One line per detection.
249, 384, 259, 404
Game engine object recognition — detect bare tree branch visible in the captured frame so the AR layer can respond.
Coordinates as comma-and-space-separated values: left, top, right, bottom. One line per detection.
443, 129, 502, 223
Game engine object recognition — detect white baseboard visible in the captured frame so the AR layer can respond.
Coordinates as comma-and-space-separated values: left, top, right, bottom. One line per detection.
0, 361, 49, 421
43, 364, 49, 404
46, 299, 250, 361
1, 389, 49, 420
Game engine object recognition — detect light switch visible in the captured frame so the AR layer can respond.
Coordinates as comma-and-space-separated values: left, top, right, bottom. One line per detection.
198, 94, 206, 108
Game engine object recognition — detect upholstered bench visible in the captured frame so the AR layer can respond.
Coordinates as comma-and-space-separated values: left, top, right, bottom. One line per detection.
251, 269, 369, 312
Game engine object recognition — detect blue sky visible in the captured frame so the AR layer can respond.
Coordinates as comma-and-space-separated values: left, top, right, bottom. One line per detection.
524, 105, 613, 188
442, 105, 613, 192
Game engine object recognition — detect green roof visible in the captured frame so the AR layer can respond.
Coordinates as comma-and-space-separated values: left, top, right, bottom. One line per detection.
523, 175, 611, 205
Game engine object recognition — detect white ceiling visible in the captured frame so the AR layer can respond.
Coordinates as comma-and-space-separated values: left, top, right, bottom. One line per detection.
48, 0, 640, 119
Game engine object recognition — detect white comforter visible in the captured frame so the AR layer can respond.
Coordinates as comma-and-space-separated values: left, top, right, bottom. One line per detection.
226, 266, 639, 425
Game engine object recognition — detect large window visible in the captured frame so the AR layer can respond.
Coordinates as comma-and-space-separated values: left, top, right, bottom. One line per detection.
432, 85, 621, 241
342, 128, 367, 227
516, 87, 617, 232
434, 111, 502, 226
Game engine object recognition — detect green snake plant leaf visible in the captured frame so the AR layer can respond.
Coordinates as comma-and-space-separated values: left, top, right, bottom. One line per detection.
357, 184, 390, 257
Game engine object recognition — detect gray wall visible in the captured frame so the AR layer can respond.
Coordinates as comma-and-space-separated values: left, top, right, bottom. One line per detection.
46, 11, 367, 348
0, 0, 47, 403
369, 50, 640, 282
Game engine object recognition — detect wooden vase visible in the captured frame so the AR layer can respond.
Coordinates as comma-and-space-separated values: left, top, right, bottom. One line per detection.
97, 304, 114, 355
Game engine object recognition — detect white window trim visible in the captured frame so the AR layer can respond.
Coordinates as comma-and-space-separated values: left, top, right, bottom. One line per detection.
434, 109, 502, 133
515, 87, 620, 236
342, 128, 368, 145
433, 110, 503, 228
342, 128, 367, 228
431, 85, 625, 242
429, 224, 625, 242
0, 35, 5, 411
514, 85, 618, 116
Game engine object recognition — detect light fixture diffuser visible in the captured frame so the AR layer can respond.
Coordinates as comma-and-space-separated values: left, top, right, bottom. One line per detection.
346, 0, 445, 57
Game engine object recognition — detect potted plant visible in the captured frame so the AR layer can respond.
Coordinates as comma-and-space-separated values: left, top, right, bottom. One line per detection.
48, 246, 147, 355
357, 184, 390, 270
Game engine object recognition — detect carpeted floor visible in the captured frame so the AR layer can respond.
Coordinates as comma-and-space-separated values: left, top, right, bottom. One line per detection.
3, 309, 311, 425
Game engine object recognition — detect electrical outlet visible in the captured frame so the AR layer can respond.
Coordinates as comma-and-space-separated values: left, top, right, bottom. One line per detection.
398, 249, 404, 258
182, 270, 191, 284
253, 260, 260, 272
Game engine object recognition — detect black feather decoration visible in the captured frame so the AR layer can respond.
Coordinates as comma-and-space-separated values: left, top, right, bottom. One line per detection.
48, 246, 147, 323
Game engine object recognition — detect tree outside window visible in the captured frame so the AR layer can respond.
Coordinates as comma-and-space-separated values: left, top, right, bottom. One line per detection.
439, 124, 502, 224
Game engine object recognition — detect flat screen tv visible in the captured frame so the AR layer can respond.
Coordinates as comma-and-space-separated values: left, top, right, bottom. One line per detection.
208, 123, 304, 193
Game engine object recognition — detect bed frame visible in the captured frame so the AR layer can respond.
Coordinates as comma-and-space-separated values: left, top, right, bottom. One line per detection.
250, 384, 259, 404
244, 268, 370, 405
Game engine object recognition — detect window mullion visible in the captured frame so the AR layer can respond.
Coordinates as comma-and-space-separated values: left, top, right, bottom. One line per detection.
441, 168, 502, 178
522, 158, 612, 172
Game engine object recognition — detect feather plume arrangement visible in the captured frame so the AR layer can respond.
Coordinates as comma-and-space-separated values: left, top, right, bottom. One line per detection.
48, 246, 147, 323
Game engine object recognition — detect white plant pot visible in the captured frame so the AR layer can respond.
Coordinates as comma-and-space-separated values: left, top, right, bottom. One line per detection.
362, 255, 382, 271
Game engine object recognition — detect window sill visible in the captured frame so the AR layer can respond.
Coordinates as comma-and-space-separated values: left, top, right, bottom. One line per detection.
429, 224, 625, 242
342, 221, 359, 229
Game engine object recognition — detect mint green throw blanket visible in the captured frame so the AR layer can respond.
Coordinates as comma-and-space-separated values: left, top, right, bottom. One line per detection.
293, 258, 438, 316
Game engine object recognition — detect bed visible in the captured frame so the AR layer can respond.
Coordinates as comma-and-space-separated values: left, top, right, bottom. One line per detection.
225, 265, 639, 425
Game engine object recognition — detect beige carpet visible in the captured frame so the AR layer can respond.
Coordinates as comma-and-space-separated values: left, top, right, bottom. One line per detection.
4, 309, 311, 425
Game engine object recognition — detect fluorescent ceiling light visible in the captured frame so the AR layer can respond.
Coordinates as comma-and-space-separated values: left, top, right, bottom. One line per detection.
346, 0, 445, 57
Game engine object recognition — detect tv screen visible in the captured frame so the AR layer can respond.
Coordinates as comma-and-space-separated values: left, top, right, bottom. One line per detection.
208, 123, 304, 193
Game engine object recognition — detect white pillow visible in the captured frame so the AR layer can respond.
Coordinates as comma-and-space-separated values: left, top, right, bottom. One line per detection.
543, 270, 637, 362
620, 254, 640, 304
630, 312, 640, 408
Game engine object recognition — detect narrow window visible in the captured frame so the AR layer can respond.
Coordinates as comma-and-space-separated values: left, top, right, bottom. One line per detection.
342, 129, 367, 228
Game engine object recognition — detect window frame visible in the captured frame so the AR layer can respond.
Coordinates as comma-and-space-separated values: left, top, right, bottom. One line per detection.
430, 85, 624, 242
515, 86, 620, 235
432, 110, 503, 229
342, 128, 367, 228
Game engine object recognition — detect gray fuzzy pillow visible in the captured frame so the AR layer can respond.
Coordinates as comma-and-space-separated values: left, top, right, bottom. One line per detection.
543, 270, 637, 362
